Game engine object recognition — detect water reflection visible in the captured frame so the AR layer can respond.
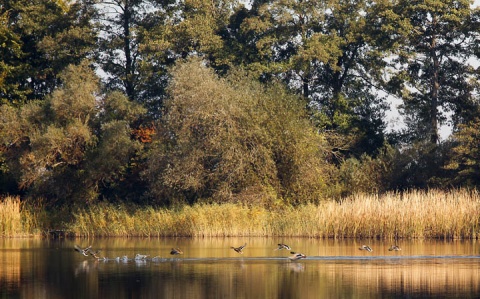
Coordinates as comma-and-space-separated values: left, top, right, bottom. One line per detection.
1, 238, 480, 298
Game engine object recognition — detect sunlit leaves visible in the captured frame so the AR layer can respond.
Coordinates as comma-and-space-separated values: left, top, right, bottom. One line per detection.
145, 58, 333, 205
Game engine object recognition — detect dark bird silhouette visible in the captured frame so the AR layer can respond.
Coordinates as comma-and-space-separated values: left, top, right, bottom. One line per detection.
231, 243, 247, 254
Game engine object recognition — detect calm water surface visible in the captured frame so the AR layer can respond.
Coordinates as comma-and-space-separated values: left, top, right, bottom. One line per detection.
1, 238, 480, 298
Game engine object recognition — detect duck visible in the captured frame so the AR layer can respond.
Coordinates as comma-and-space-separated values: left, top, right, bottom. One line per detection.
388, 245, 401, 251
358, 245, 373, 252
135, 253, 148, 260
274, 243, 291, 251
288, 252, 307, 261
151, 256, 163, 262
74, 245, 92, 257
170, 248, 184, 255
89, 249, 102, 259
231, 243, 247, 254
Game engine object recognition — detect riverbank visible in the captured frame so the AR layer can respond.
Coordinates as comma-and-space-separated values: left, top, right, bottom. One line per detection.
1, 189, 479, 238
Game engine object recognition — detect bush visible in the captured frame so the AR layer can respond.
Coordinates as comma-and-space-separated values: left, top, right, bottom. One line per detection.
144, 58, 334, 206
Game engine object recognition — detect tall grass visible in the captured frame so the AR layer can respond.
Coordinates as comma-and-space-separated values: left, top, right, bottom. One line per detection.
67, 189, 480, 239
0, 196, 41, 237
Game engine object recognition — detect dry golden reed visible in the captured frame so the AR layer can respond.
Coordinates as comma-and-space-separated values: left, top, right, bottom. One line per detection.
67, 189, 480, 239
0, 196, 35, 237
0, 196, 22, 236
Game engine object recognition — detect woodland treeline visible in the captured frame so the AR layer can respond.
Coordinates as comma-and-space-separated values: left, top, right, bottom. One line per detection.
1, 0, 480, 209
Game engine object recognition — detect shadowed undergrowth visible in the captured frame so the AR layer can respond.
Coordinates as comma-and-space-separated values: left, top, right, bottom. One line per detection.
2, 189, 480, 238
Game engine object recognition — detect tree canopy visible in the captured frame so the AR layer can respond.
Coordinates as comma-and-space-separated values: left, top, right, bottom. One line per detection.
143, 58, 335, 206
0, 0, 479, 207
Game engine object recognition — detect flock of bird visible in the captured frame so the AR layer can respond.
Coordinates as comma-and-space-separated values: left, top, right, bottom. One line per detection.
229, 243, 307, 261
74, 243, 308, 262
358, 245, 402, 252
75, 243, 401, 262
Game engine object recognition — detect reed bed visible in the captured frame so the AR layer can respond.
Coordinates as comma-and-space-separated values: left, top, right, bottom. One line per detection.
66, 189, 480, 239
2, 190, 480, 238
0, 196, 39, 237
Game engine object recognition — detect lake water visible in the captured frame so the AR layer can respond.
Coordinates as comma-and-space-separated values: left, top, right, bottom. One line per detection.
1, 238, 480, 298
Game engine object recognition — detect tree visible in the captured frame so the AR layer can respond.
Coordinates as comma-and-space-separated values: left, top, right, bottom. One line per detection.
233, 0, 339, 98
0, 10, 24, 104
444, 116, 480, 187
96, 0, 188, 116
96, 0, 146, 102
0, 61, 147, 205
389, 0, 480, 144
229, 0, 391, 156
0, 0, 97, 103
143, 58, 335, 206
137, 0, 239, 116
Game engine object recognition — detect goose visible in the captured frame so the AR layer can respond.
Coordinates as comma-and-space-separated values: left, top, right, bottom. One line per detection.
231, 243, 247, 254
359, 245, 373, 252
288, 252, 307, 261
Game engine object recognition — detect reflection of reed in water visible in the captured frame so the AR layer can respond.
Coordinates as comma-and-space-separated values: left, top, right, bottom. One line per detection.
286, 262, 305, 273
74, 260, 97, 276
0, 246, 21, 287
326, 260, 480, 296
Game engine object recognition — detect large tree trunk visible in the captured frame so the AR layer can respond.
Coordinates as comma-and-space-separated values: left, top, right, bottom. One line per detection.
429, 16, 439, 144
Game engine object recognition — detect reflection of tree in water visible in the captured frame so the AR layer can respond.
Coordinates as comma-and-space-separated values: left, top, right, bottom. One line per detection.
0, 244, 21, 291
3, 239, 480, 298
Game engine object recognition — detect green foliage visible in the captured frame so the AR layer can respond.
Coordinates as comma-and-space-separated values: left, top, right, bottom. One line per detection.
0, 0, 97, 103
137, 0, 239, 115
228, 0, 390, 157
0, 62, 147, 205
388, 0, 480, 144
0, 11, 25, 104
144, 58, 334, 206
444, 117, 480, 187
